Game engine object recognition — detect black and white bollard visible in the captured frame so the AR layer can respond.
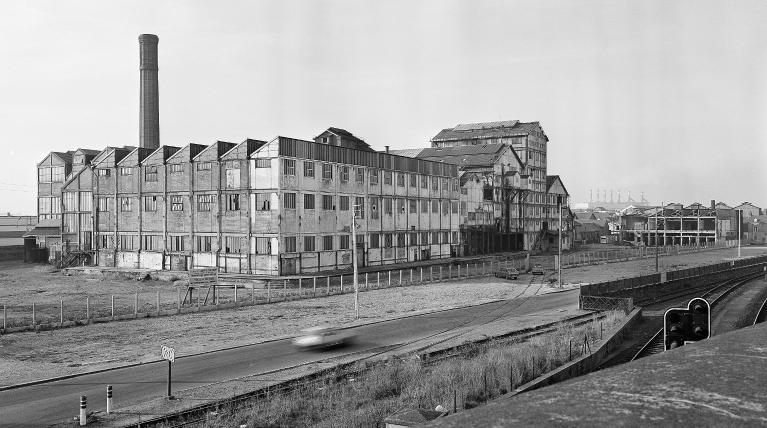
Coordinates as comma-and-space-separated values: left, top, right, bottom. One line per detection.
106, 385, 113, 414
79, 395, 87, 426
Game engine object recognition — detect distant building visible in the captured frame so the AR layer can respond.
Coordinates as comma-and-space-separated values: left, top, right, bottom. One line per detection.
429, 120, 568, 250
0, 215, 36, 246
619, 201, 739, 246
734, 202, 762, 219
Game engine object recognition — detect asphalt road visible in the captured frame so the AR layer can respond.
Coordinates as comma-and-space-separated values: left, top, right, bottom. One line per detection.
0, 289, 578, 427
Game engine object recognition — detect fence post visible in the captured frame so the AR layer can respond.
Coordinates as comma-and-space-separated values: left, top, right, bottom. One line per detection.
466, 263, 469, 278
2, 303, 5, 330
388, 270, 391, 287
79, 395, 87, 426
32, 302, 36, 327
86, 296, 90, 321
430, 266, 434, 281
134, 292, 138, 318
283, 280, 287, 301
340, 274, 344, 293
440, 265, 443, 280
449, 264, 452, 279
106, 385, 113, 414
234, 284, 239, 305
327, 276, 330, 295
298, 278, 302, 297
251, 284, 255, 303
176, 289, 180, 313
420, 267, 423, 283
365, 273, 369, 290
267, 280, 271, 303
399, 269, 402, 285
156, 291, 160, 316
313, 277, 317, 297
410, 269, 413, 283
458, 264, 461, 277
112, 295, 115, 319
482, 261, 486, 274
59, 300, 63, 326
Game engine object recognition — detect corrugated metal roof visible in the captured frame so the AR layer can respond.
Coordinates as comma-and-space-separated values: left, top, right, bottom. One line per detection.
431, 121, 546, 142
415, 144, 508, 168
388, 148, 426, 158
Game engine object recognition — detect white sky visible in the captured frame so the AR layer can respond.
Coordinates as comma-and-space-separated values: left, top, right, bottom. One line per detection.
1, 0, 765, 215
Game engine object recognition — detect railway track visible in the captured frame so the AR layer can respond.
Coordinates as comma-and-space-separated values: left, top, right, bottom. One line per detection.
602, 271, 766, 368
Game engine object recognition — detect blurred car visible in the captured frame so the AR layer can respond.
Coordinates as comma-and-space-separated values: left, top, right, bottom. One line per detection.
495, 266, 520, 280
531, 264, 545, 275
292, 326, 356, 350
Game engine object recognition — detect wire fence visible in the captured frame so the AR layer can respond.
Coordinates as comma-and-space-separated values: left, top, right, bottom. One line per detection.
560, 240, 738, 268
1, 260, 514, 334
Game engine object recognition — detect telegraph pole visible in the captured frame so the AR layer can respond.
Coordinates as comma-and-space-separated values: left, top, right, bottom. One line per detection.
351, 205, 360, 319
558, 201, 562, 288
737, 210, 741, 259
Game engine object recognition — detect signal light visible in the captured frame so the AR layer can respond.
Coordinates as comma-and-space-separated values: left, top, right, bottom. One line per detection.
663, 297, 711, 351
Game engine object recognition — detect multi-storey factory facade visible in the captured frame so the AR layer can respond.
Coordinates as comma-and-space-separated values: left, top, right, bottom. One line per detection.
45, 128, 461, 275
429, 120, 570, 251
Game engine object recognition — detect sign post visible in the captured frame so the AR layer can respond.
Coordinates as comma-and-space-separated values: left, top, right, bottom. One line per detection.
161, 345, 175, 399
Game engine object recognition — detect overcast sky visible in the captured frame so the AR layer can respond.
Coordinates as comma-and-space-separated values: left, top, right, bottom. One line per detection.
1, 0, 765, 215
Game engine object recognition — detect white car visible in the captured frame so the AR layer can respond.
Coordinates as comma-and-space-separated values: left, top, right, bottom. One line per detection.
292, 326, 356, 350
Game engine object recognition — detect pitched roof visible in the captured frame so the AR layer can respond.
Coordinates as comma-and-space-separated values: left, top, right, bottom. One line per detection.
388, 148, 426, 158
546, 175, 570, 196
317, 127, 373, 151
431, 120, 547, 143
414, 144, 509, 168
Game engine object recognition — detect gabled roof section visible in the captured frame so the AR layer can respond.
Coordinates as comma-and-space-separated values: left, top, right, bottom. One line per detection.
38, 151, 73, 166
167, 143, 207, 162
714, 202, 733, 210
431, 120, 548, 143
221, 138, 268, 160
116, 147, 156, 166
143, 145, 181, 164
193, 141, 237, 162
414, 144, 509, 168
315, 127, 374, 152
546, 175, 570, 196
62, 164, 95, 189
734, 202, 761, 210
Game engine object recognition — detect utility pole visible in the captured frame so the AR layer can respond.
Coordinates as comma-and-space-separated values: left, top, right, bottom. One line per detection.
351, 204, 360, 319
737, 209, 741, 259
558, 200, 562, 288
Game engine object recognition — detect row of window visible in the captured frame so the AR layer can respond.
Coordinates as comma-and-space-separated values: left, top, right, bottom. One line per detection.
283, 231, 459, 253
281, 159, 459, 192
281, 194, 459, 217
99, 234, 245, 253
96, 194, 241, 213
100, 163, 242, 188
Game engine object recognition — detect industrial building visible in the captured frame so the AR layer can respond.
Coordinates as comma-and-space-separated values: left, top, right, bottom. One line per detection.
619, 202, 739, 246
28, 34, 575, 274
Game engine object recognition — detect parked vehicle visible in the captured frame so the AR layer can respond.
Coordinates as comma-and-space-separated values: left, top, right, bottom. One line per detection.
292, 326, 356, 350
531, 264, 545, 275
495, 266, 520, 280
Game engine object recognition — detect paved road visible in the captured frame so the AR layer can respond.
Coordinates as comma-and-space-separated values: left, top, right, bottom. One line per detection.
0, 289, 578, 427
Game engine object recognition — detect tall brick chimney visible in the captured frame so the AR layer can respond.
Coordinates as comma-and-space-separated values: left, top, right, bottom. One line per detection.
139, 34, 160, 149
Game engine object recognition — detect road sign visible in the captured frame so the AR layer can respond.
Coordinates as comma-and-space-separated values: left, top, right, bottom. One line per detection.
161, 345, 175, 363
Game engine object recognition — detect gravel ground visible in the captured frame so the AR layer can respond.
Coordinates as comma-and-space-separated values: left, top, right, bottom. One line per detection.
1, 245, 765, 387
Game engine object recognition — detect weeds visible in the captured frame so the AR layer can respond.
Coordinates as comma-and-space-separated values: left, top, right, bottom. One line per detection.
194, 311, 627, 428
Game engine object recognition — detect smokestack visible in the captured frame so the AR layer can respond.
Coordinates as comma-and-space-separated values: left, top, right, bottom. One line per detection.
139, 34, 160, 149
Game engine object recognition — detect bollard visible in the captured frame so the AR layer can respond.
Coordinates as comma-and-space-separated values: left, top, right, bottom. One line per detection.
59, 300, 63, 325
430, 266, 434, 281
365, 273, 369, 290
420, 267, 423, 283
440, 265, 443, 280
267, 280, 271, 303
399, 269, 402, 286
79, 395, 87, 426
388, 270, 391, 287
376, 272, 380, 289
327, 276, 330, 295
106, 385, 113, 414
112, 295, 116, 319
313, 277, 317, 297
86, 296, 90, 321
482, 261, 485, 274
466, 263, 469, 278
32, 302, 36, 326
410, 269, 413, 284
458, 264, 461, 277
234, 284, 239, 304
340, 274, 344, 293
449, 264, 452, 279
176, 289, 180, 313
283, 280, 287, 301
156, 291, 160, 315
134, 292, 138, 318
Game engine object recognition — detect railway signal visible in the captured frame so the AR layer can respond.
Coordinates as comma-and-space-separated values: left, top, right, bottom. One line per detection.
663, 297, 711, 351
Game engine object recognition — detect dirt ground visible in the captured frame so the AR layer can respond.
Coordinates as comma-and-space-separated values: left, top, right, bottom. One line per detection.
1, 245, 765, 386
